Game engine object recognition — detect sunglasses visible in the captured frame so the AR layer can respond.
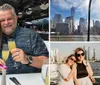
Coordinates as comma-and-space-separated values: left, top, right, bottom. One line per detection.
69, 58, 76, 62
76, 53, 84, 57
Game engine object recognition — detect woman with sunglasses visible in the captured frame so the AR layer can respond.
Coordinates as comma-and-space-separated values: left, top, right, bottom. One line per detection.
75, 47, 96, 85
58, 54, 78, 85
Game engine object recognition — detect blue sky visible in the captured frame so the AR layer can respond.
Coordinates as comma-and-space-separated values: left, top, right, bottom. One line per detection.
50, 0, 100, 28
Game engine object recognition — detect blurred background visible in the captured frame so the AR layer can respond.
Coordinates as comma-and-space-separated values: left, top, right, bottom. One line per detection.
0, 0, 49, 40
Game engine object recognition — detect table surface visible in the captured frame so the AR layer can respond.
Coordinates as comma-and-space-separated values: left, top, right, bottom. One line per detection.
0, 73, 45, 85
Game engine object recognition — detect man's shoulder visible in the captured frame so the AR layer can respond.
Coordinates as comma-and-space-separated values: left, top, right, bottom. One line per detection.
16, 27, 39, 37
19, 27, 36, 34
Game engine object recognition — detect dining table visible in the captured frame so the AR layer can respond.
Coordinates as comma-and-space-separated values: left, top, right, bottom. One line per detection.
0, 73, 45, 85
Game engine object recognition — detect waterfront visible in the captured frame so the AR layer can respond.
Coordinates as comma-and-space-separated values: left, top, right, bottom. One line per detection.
90, 62, 100, 85
51, 35, 100, 41
90, 62, 100, 76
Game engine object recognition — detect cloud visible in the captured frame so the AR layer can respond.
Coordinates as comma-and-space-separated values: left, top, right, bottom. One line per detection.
52, 0, 71, 10
76, 0, 89, 17
52, 0, 100, 29
75, 20, 79, 29
52, 0, 100, 20
91, 0, 100, 20
52, 0, 88, 10
90, 20, 93, 27
62, 18, 65, 22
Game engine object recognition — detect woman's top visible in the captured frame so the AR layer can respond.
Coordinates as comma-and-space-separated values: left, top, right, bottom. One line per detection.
77, 62, 88, 79
58, 64, 74, 85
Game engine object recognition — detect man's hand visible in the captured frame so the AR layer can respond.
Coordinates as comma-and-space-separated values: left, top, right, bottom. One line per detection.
10, 48, 29, 64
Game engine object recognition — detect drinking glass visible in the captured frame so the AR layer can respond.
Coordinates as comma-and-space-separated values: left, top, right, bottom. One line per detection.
2, 44, 9, 61
41, 59, 49, 85
8, 39, 16, 51
8, 39, 19, 69
45, 66, 49, 85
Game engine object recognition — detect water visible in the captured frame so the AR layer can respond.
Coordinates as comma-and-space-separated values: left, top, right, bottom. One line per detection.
90, 62, 100, 76
90, 62, 100, 85
94, 78, 100, 85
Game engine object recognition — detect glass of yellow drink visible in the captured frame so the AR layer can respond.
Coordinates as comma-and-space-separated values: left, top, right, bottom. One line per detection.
8, 39, 19, 69
41, 59, 49, 85
2, 44, 9, 61
8, 39, 16, 51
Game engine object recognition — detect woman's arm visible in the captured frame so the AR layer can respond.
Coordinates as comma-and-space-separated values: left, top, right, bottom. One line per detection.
83, 60, 93, 75
64, 64, 76, 81
87, 62, 96, 83
86, 61, 93, 76
84, 60, 96, 83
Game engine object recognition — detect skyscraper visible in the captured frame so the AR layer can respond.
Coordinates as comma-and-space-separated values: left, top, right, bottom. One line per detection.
53, 14, 62, 28
71, 7, 75, 17
55, 22, 69, 34
79, 17, 87, 34
71, 7, 75, 32
65, 16, 73, 34
50, 20, 54, 31
92, 20, 100, 34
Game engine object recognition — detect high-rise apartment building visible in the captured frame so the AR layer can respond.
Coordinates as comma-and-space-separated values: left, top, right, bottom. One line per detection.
65, 16, 73, 34
53, 14, 62, 28
78, 17, 87, 34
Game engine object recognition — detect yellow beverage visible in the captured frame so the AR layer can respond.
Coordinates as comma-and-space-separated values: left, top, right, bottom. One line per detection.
2, 50, 9, 61
8, 41, 16, 51
45, 75, 49, 85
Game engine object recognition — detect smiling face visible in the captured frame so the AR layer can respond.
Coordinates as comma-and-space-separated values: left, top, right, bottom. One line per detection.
0, 9, 17, 35
76, 50, 85, 62
67, 55, 76, 66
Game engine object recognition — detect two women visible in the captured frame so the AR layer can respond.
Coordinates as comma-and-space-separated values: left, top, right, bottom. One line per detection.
58, 47, 95, 85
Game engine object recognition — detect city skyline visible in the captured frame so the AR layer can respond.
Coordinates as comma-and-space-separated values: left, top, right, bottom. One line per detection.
50, 0, 100, 29
51, 42, 100, 60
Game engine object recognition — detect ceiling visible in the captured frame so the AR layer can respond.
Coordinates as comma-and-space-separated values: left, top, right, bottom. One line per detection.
0, 0, 49, 21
